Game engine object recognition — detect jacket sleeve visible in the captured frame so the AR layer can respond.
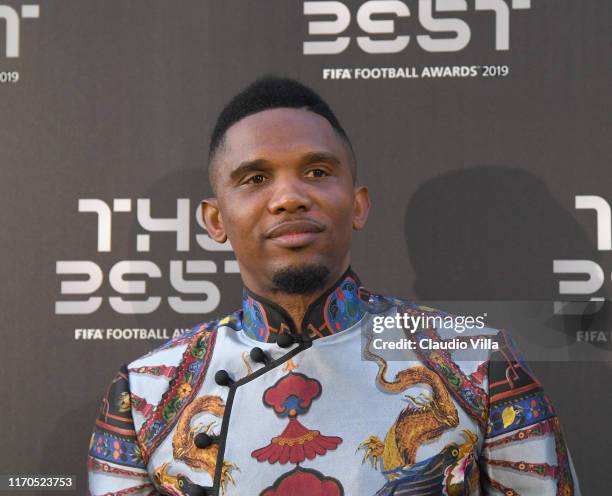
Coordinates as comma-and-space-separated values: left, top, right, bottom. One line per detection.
87, 365, 158, 496
479, 330, 581, 495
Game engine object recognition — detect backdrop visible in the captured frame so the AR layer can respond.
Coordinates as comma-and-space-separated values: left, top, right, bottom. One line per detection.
1, 0, 611, 493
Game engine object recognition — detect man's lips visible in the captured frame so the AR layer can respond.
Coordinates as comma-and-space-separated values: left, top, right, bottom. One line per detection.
264, 220, 325, 248
265, 219, 325, 238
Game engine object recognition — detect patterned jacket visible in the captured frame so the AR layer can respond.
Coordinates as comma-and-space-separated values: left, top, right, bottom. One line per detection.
88, 269, 580, 495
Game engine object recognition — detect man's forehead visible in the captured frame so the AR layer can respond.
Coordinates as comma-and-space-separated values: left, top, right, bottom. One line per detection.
220, 107, 348, 161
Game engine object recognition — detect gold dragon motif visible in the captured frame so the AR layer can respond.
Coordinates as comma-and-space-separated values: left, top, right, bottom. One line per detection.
359, 338, 460, 476
171, 395, 238, 494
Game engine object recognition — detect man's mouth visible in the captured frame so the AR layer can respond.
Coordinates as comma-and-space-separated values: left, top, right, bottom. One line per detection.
264, 220, 325, 248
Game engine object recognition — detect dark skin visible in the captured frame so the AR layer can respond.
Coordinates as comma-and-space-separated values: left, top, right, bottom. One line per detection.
201, 108, 370, 330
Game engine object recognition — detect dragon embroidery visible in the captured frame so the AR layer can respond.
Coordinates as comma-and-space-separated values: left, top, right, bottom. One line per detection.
358, 334, 481, 494
171, 395, 238, 495
359, 342, 460, 473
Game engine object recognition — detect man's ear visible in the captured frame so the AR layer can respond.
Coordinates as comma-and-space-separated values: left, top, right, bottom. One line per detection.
352, 186, 370, 231
201, 198, 227, 243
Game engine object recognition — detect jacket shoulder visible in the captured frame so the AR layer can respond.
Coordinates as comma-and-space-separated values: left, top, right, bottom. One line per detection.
128, 309, 242, 368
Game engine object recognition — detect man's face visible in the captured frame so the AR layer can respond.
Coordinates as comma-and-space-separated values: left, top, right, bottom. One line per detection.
202, 107, 369, 293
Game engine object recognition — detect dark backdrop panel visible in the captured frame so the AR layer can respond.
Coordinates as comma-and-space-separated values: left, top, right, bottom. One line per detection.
1, 0, 610, 493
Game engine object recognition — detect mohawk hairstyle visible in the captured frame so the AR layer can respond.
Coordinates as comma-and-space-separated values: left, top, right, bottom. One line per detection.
208, 75, 355, 190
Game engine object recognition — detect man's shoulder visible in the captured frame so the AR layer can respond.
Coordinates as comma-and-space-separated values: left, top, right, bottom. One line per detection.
127, 308, 242, 369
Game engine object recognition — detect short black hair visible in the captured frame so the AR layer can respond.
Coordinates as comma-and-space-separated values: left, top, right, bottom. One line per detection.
208, 75, 355, 190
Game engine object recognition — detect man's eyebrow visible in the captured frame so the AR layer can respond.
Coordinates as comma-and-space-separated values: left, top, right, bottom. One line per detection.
228, 159, 271, 182
228, 151, 342, 182
299, 151, 341, 166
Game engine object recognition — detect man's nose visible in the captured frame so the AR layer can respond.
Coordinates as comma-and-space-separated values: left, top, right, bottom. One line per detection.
267, 177, 313, 214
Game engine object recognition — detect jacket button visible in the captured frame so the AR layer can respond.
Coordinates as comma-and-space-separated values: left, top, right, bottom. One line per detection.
276, 333, 295, 348
250, 347, 270, 365
194, 432, 219, 449
214, 369, 234, 387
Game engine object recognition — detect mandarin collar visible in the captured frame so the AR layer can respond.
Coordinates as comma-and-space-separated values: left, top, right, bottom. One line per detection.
241, 267, 368, 343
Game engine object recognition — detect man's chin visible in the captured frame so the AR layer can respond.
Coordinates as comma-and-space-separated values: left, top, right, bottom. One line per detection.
270, 263, 331, 295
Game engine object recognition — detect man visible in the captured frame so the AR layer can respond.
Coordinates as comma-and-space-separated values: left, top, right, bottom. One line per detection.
88, 76, 580, 495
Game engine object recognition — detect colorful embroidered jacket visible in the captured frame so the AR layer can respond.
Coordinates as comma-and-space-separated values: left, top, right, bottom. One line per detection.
88, 269, 580, 496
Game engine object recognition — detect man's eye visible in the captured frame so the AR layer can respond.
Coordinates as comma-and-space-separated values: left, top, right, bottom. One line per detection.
245, 174, 267, 184
306, 168, 329, 178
